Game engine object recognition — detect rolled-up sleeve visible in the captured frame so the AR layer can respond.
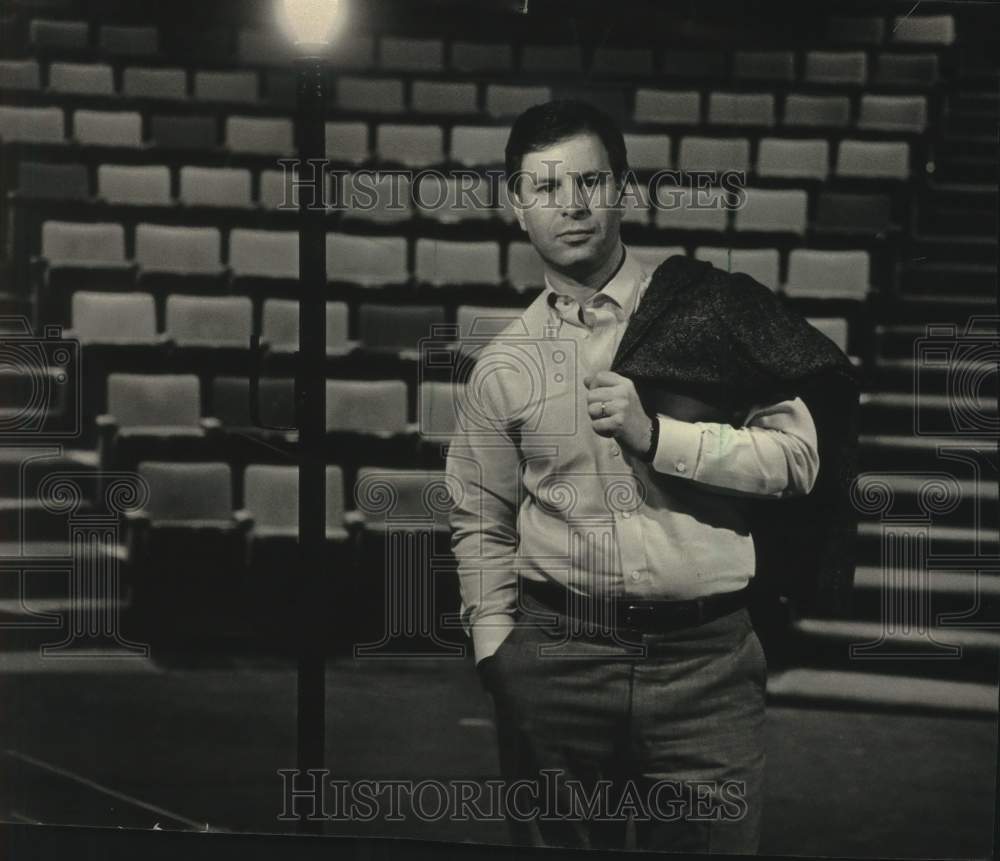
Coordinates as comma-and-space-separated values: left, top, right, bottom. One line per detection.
445, 375, 522, 664
651, 396, 820, 498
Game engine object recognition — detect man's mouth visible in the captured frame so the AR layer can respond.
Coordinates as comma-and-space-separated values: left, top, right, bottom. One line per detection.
558, 229, 594, 241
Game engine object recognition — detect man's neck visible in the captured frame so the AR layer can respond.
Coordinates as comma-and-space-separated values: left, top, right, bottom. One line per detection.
546, 242, 626, 304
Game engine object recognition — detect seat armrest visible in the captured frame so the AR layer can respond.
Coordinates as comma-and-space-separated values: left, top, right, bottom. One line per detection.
95, 413, 118, 430
200, 416, 223, 433
343, 510, 365, 528
232, 508, 255, 532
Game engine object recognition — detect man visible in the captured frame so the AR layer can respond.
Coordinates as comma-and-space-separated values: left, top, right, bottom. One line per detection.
445, 100, 855, 852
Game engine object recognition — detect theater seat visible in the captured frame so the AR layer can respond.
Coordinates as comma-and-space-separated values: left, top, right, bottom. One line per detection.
694, 247, 780, 290
677, 136, 750, 172
507, 241, 545, 290
326, 121, 370, 164
521, 43, 583, 75
591, 47, 653, 78
634, 90, 700, 125
623, 133, 672, 170
210, 376, 295, 434
354, 467, 455, 529
379, 36, 443, 71
244, 464, 348, 542
230, 229, 299, 280
49, 62, 114, 95
873, 53, 939, 87
16, 161, 89, 200
414, 175, 494, 223
70, 291, 158, 344
629, 245, 686, 271
782, 94, 851, 128
857, 95, 927, 133
654, 188, 729, 232
734, 188, 808, 234
0, 59, 41, 90
806, 317, 849, 353
418, 381, 464, 441
134, 461, 235, 526
98, 165, 172, 206
179, 167, 252, 208
194, 70, 258, 103
326, 380, 409, 435
226, 116, 294, 155
73, 110, 143, 147
98, 24, 158, 56
415, 239, 501, 286
659, 50, 726, 80
0, 105, 64, 143
336, 171, 411, 223
804, 51, 867, 85
375, 124, 444, 167
327, 233, 409, 285
150, 115, 217, 150
836, 140, 910, 180
29, 18, 88, 50
814, 192, 893, 236
450, 41, 512, 73
826, 17, 885, 46
756, 138, 829, 180
621, 180, 651, 226
411, 80, 478, 114
732, 51, 796, 82
357, 304, 446, 355
336, 77, 404, 113
42, 220, 125, 266
486, 84, 552, 118
890, 14, 955, 45
260, 300, 352, 355
122, 66, 187, 101
135, 224, 222, 275
165, 295, 253, 348
785, 249, 870, 300
451, 125, 509, 167
455, 305, 524, 354
708, 92, 775, 127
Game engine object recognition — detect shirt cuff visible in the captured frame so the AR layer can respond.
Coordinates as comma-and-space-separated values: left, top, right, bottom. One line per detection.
650, 414, 704, 479
471, 614, 516, 664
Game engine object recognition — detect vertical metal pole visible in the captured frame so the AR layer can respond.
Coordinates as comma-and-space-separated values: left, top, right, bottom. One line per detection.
295, 53, 327, 835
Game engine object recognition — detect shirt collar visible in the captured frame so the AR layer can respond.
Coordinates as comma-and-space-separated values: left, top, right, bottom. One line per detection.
544, 245, 643, 325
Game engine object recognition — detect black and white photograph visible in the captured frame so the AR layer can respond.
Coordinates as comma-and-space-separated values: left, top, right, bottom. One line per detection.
0, 0, 997, 858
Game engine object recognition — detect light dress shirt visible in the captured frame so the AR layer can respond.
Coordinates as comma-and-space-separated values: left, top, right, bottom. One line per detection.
445, 246, 820, 663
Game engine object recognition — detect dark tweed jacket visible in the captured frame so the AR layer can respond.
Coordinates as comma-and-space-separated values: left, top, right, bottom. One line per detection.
611, 254, 864, 621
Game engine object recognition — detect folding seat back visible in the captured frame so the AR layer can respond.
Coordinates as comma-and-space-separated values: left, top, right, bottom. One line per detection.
418, 381, 463, 438
73, 110, 143, 147
677, 136, 750, 172
245, 465, 346, 533
211, 376, 294, 429
412, 80, 478, 115
98, 24, 159, 56
71, 291, 157, 343
708, 92, 775, 126
194, 70, 258, 103
756, 138, 829, 180
335, 76, 404, 113
623, 133, 672, 170
415, 239, 501, 285
325, 380, 408, 434
379, 36, 443, 71
42, 221, 125, 264
456, 304, 524, 342
261, 300, 350, 353
873, 53, 939, 86
629, 245, 686, 272
107, 373, 201, 428
836, 140, 910, 180
451, 125, 509, 167
414, 175, 493, 223
150, 115, 217, 150
17, 161, 89, 200
621, 180, 650, 225
591, 47, 653, 78
327, 35, 375, 70
0, 106, 64, 143
165, 296, 252, 347
633, 89, 700, 125
336, 171, 411, 222
694, 247, 780, 290
29, 18, 88, 50
136, 225, 222, 274
138, 461, 232, 523
786, 250, 870, 299
506, 241, 544, 290
230, 229, 298, 278
326, 121, 370, 163
782, 94, 851, 127
451, 41, 512, 73
375, 124, 444, 167
732, 51, 795, 82
827, 17, 885, 45
226, 116, 293, 155
179, 167, 252, 208
357, 304, 445, 351
521, 43, 583, 74
486, 84, 552, 118
0, 59, 41, 90
857, 95, 927, 133
814, 192, 892, 235
237, 29, 294, 66
804, 51, 867, 85
49, 62, 114, 95
735, 188, 808, 234
806, 318, 849, 353
659, 50, 725, 80
354, 468, 455, 531
327, 233, 408, 285
654, 187, 729, 232
890, 14, 955, 45
98, 165, 172, 205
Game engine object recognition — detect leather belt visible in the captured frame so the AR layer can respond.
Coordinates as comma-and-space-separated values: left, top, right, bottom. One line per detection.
521, 578, 751, 634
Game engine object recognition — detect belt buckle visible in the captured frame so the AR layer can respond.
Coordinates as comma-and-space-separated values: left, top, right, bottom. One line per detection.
622, 602, 655, 632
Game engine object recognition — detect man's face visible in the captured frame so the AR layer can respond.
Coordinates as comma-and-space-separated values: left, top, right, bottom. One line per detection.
512, 132, 624, 282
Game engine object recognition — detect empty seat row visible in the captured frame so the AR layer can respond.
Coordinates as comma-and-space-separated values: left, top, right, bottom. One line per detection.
28, 19, 159, 55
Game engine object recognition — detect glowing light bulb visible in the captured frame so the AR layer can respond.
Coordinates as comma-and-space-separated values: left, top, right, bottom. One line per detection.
281, 0, 342, 48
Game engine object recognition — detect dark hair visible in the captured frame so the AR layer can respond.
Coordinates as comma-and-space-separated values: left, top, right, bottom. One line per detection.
504, 100, 629, 190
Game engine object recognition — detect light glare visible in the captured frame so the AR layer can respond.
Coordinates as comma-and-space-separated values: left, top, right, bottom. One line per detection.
281, 0, 342, 47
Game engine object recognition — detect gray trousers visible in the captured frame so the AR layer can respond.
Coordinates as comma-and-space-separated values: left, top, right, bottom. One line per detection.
481, 592, 767, 853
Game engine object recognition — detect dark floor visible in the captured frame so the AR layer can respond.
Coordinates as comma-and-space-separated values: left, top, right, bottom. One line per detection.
0, 653, 995, 858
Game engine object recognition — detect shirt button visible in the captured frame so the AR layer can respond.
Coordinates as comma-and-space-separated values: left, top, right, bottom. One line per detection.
621, 511, 631, 519
631, 570, 642, 582
675, 461, 687, 474
610, 445, 620, 456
